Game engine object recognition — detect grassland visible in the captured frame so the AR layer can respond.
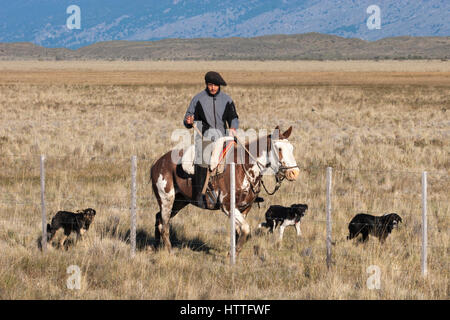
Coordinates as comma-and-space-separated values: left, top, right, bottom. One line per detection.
0, 60, 448, 299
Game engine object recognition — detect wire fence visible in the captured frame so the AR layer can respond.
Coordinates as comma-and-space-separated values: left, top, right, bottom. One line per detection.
0, 154, 449, 276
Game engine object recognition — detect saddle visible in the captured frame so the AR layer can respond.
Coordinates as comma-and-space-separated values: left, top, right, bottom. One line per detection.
181, 137, 235, 210
181, 136, 235, 176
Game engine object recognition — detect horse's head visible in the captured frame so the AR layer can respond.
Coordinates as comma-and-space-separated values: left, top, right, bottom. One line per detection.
266, 126, 300, 181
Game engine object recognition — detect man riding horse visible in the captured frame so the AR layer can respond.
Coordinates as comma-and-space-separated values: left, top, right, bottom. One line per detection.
150, 71, 300, 255
183, 71, 239, 209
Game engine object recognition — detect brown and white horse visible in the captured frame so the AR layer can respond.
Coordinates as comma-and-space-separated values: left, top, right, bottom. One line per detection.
150, 126, 300, 254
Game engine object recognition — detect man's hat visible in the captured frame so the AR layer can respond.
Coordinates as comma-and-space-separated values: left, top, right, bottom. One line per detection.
205, 71, 227, 86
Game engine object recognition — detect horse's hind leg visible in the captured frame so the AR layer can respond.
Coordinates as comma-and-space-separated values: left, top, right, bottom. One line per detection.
155, 195, 188, 250
154, 211, 162, 248
160, 211, 173, 252
159, 203, 174, 252
154, 174, 176, 252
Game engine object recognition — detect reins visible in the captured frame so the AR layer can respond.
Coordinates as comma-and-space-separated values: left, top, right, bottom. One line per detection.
235, 133, 287, 196
193, 123, 294, 197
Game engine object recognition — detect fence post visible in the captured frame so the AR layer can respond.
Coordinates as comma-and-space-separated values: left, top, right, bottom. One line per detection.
230, 162, 236, 265
130, 155, 137, 258
326, 167, 332, 270
421, 171, 427, 276
40, 155, 47, 252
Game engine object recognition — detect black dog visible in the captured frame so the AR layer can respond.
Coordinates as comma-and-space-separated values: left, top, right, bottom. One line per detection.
347, 213, 402, 243
258, 204, 308, 241
47, 208, 96, 249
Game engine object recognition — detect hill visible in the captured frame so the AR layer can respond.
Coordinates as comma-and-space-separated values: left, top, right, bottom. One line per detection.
1, 33, 449, 61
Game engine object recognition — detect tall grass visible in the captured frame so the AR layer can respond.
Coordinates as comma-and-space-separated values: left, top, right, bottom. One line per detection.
0, 61, 448, 299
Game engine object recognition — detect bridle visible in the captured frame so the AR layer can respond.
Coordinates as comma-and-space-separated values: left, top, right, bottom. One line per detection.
236, 135, 298, 196
192, 122, 298, 202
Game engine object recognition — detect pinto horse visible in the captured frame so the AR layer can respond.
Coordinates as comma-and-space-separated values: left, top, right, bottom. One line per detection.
150, 126, 300, 254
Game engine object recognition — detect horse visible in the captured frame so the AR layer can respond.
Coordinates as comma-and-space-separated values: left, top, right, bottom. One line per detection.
150, 126, 300, 255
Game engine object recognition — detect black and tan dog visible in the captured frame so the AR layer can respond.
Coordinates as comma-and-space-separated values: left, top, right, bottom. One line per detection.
347, 213, 402, 243
258, 204, 308, 241
47, 208, 96, 249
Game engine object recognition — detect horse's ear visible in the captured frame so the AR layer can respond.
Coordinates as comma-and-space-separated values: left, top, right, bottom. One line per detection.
280, 126, 292, 139
272, 126, 281, 139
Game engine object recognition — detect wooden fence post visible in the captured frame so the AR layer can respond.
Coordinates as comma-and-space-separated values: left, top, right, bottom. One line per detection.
326, 167, 332, 270
40, 155, 47, 252
421, 171, 428, 276
230, 162, 236, 265
130, 155, 137, 258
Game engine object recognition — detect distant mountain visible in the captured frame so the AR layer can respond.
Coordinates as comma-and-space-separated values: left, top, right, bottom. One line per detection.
0, 0, 449, 49
1, 33, 449, 61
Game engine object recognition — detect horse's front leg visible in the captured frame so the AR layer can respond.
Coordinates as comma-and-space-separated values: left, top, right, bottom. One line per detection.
235, 209, 251, 254
222, 206, 250, 255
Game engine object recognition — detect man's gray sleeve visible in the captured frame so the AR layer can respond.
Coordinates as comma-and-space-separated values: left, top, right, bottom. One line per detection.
230, 117, 239, 130
183, 98, 197, 128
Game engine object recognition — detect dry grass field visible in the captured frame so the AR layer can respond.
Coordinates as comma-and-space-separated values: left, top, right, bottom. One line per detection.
0, 60, 448, 299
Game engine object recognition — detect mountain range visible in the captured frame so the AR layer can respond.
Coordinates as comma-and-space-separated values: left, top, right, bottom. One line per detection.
0, 0, 449, 49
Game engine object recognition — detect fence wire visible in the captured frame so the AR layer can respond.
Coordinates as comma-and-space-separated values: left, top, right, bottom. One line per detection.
0, 155, 448, 274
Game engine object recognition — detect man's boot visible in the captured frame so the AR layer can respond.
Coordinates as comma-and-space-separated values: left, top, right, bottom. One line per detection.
192, 165, 208, 208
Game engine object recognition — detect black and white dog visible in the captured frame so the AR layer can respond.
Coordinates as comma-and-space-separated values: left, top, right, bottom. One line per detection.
258, 204, 308, 241
347, 213, 402, 243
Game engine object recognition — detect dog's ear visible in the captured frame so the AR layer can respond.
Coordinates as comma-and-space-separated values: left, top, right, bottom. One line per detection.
84, 208, 95, 215
389, 213, 401, 222
291, 204, 308, 210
